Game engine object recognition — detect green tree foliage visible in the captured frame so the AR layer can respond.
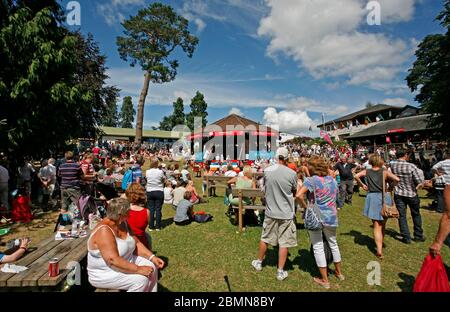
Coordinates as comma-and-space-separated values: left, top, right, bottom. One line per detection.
0, 2, 117, 159
116, 2, 198, 143
406, 0, 450, 139
158, 97, 186, 131
120, 96, 135, 128
186, 91, 208, 130
100, 88, 120, 127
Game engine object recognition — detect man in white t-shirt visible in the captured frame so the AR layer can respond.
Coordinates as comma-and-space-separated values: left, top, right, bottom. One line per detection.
224, 165, 237, 178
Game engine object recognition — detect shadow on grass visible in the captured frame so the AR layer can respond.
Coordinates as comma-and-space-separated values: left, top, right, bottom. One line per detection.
263, 247, 297, 271
384, 228, 403, 242
342, 230, 377, 255
293, 249, 319, 277
397, 272, 415, 292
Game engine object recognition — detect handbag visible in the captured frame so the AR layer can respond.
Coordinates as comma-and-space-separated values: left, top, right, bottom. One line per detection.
304, 178, 323, 231
381, 169, 400, 219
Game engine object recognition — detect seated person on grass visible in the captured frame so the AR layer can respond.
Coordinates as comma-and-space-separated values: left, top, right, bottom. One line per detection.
173, 191, 194, 226
172, 180, 187, 208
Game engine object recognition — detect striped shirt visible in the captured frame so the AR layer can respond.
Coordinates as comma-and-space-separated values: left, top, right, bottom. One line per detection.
59, 160, 81, 189
390, 160, 424, 198
432, 159, 450, 185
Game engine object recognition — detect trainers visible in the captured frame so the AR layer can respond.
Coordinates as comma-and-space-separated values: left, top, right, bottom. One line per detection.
149, 228, 155, 232
156, 228, 161, 232
412, 236, 426, 242
276, 269, 288, 281
251, 260, 262, 271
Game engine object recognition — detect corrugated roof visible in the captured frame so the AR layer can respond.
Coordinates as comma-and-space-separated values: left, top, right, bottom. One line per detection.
318, 104, 403, 127
99, 127, 189, 139
347, 114, 433, 139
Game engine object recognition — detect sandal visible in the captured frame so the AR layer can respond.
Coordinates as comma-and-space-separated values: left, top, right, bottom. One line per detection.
313, 277, 331, 289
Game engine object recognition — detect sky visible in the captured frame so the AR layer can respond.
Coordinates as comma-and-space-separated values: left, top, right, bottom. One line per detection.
63, 0, 445, 136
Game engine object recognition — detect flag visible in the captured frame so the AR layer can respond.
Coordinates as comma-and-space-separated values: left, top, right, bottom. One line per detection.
320, 130, 333, 145
364, 116, 371, 125
332, 121, 337, 130
309, 125, 312, 132
377, 114, 384, 121
355, 119, 360, 126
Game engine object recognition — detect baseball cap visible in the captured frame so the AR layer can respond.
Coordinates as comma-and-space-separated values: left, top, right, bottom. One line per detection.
276, 147, 289, 159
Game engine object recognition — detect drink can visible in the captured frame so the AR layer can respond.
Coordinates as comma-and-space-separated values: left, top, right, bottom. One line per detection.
48, 258, 60, 277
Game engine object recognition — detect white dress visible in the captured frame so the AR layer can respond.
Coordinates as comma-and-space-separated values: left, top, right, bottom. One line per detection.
87, 225, 157, 292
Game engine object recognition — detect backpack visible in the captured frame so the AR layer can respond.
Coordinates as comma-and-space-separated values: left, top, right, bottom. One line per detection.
194, 214, 213, 223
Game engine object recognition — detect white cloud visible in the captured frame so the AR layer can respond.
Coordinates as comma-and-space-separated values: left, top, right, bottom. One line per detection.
107, 67, 348, 114
229, 107, 243, 115
143, 120, 159, 130
97, 0, 145, 26
257, 0, 417, 91
382, 98, 410, 107
263, 107, 315, 132
180, 0, 267, 34
376, 0, 416, 23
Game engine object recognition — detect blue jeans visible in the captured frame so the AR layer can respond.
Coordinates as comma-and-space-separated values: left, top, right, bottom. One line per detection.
147, 191, 164, 230
394, 194, 424, 240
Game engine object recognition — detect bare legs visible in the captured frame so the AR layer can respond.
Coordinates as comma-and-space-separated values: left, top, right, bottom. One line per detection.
373, 219, 387, 258
257, 241, 289, 271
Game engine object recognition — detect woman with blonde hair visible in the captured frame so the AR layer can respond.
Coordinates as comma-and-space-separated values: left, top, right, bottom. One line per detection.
355, 154, 399, 260
87, 198, 165, 292
297, 156, 343, 289
227, 165, 257, 224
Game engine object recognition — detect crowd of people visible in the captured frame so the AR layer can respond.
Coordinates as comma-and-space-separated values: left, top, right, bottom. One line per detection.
0, 138, 449, 292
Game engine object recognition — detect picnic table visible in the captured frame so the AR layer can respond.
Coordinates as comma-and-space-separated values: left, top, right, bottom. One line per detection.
0, 234, 89, 291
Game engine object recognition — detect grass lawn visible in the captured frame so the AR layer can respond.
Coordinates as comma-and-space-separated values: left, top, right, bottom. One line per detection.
152, 176, 449, 292
1, 168, 448, 292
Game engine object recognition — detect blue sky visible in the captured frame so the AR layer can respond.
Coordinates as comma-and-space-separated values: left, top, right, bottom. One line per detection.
64, 0, 445, 136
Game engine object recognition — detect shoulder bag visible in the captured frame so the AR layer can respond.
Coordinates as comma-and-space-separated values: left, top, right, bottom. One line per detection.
304, 178, 323, 231
381, 169, 400, 219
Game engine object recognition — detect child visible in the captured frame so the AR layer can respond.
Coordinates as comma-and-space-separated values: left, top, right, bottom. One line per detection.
54, 207, 72, 232
163, 181, 174, 205
174, 191, 194, 226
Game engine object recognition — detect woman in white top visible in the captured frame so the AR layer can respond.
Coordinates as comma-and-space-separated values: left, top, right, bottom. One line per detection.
87, 198, 165, 292
145, 159, 166, 231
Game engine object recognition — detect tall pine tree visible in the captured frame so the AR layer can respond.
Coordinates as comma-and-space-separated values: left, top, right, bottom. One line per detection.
116, 3, 198, 143
186, 91, 208, 131
100, 87, 120, 127
158, 97, 185, 130
120, 96, 135, 128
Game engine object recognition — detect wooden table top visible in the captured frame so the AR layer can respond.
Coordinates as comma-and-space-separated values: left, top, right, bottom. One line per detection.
0, 233, 89, 288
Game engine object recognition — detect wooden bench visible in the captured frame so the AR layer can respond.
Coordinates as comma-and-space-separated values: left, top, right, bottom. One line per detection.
0, 234, 89, 291
231, 188, 266, 233
205, 176, 233, 199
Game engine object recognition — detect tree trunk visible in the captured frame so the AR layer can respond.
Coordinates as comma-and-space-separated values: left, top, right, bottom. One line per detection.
135, 72, 151, 144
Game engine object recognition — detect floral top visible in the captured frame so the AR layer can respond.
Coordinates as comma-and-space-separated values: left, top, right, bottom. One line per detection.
304, 176, 339, 227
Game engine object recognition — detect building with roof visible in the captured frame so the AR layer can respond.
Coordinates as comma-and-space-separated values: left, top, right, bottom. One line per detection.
187, 114, 279, 161
346, 114, 437, 145
317, 104, 420, 141
99, 126, 189, 145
